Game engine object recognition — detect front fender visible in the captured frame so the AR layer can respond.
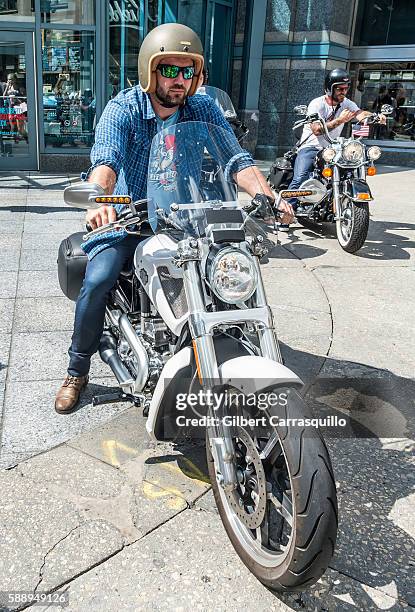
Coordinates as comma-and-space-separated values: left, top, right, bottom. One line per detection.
146, 338, 303, 442
343, 178, 373, 202
219, 355, 303, 394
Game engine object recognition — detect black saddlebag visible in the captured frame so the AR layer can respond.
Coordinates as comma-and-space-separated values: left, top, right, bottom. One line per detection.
57, 232, 88, 301
268, 156, 294, 190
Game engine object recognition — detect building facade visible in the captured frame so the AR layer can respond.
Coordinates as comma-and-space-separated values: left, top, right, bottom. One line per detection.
0, 0, 414, 172
240, 0, 415, 165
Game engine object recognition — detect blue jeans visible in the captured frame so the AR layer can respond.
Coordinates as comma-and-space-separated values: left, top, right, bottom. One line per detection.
287, 146, 320, 208
68, 234, 142, 377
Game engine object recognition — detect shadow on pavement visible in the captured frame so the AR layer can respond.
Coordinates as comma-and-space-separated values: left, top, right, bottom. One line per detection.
0, 172, 72, 190
355, 220, 415, 261
0, 205, 80, 214
268, 218, 415, 262
375, 165, 414, 175
75, 381, 123, 412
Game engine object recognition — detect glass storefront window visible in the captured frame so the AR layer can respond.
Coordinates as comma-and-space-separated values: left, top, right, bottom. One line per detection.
0, 0, 34, 21
354, 0, 415, 46
108, 0, 189, 99
351, 63, 415, 143
0, 41, 29, 158
42, 30, 95, 149
177, 0, 205, 42
109, 0, 142, 97
40, 0, 94, 25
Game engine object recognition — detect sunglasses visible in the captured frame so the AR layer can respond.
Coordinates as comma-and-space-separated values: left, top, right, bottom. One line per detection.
157, 64, 195, 80
334, 85, 349, 92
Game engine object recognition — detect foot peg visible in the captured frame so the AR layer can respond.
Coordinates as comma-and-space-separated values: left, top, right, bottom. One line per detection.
91, 391, 150, 416
92, 391, 134, 407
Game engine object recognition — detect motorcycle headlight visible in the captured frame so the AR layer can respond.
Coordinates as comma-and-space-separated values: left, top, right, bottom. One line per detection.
367, 146, 382, 161
342, 141, 364, 162
322, 147, 336, 162
209, 248, 257, 304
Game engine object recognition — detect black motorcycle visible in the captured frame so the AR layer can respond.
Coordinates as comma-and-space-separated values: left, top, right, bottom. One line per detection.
268, 104, 393, 253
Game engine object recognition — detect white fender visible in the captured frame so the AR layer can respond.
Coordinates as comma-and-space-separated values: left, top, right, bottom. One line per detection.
146, 352, 303, 441
219, 355, 303, 394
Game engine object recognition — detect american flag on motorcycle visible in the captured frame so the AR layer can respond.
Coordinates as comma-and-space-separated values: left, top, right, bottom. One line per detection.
352, 122, 370, 137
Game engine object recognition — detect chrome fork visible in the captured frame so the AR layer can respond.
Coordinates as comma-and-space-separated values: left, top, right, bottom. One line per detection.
181, 242, 282, 491
182, 258, 237, 491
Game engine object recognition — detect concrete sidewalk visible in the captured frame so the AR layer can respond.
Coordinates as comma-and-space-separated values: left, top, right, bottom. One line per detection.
0, 167, 414, 611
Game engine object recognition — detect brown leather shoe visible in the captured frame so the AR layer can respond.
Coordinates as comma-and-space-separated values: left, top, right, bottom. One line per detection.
55, 375, 89, 414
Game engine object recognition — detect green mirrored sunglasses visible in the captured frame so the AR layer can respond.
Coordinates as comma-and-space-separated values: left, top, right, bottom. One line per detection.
157, 64, 195, 80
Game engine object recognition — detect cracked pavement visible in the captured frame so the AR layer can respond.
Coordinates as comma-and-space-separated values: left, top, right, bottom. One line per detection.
0, 166, 414, 611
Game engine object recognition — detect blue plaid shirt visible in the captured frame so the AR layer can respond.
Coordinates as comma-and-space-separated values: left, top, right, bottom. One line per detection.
82, 86, 254, 259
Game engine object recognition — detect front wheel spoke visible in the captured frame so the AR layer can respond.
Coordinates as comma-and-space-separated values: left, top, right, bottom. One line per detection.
259, 432, 281, 462
256, 526, 262, 543
268, 491, 293, 527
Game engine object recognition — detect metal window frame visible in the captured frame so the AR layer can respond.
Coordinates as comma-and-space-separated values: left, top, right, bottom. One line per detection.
348, 54, 415, 150
0, 29, 39, 170
350, 44, 415, 62
364, 139, 415, 149
32, 0, 98, 155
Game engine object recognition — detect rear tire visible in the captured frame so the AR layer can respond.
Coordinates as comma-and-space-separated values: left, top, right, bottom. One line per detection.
206, 387, 338, 591
336, 198, 369, 253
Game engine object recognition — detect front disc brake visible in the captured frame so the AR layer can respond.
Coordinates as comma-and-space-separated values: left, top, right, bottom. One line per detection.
226, 427, 267, 529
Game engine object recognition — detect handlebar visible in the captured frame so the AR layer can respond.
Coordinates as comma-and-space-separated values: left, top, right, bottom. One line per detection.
292, 112, 335, 145
84, 199, 149, 239
363, 112, 384, 125
293, 110, 386, 144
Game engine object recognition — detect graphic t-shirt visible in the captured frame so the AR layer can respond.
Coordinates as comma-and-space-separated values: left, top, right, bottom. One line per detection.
299, 95, 360, 150
151, 109, 180, 194
155, 109, 180, 131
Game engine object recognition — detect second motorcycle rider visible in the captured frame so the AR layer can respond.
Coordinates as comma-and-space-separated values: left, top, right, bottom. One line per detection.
279, 68, 384, 230
54, 23, 294, 414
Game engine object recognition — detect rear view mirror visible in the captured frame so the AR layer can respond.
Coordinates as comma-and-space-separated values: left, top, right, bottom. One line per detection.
381, 104, 394, 115
63, 182, 105, 209
294, 105, 307, 116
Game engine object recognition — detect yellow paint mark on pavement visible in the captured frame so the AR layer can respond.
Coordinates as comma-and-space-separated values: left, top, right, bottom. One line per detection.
102, 440, 139, 467
142, 480, 186, 510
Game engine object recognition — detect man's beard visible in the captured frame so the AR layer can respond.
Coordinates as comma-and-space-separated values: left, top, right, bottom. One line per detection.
332, 90, 347, 103
155, 83, 187, 108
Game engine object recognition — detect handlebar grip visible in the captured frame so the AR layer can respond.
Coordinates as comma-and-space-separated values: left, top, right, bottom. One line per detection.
85, 223, 93, 232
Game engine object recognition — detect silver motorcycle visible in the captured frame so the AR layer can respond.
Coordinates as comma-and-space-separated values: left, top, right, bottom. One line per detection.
269, 104, 394, 253
63, 121, 337, 591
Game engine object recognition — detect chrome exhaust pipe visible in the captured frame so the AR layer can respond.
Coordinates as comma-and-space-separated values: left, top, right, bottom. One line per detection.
99, 332, 134, 389
118, 313, 149, 393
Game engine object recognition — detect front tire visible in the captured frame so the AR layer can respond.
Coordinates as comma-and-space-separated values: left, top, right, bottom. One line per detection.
206, 387, 338, 591
336, 197, 369, 253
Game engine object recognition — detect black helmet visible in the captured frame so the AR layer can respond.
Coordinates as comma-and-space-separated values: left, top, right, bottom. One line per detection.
324, 68, 351, 97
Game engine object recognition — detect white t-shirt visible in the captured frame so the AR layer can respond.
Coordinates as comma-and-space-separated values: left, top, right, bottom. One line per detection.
299, 95, 360, 150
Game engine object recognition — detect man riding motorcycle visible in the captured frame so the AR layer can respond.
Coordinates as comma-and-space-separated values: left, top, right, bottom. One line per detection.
279, 68, 385, 230
54, 23, 294, 414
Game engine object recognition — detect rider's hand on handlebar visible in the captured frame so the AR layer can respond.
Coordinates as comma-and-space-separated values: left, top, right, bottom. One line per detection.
378, 113, 387, 125
86, 205, 117, 230
338, 109, 358, 124
277, 200, 295, 225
